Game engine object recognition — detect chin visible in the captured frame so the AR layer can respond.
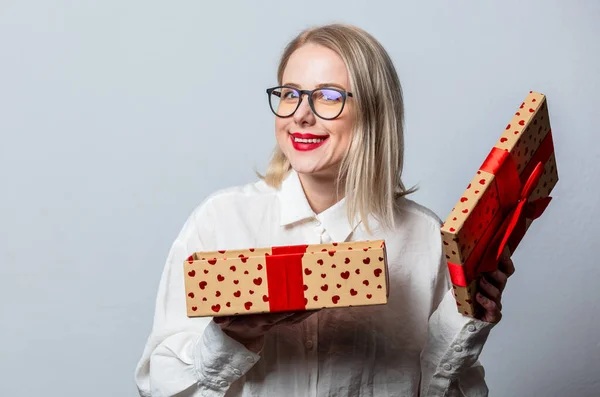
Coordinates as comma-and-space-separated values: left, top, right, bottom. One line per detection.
288, 160, 338, 179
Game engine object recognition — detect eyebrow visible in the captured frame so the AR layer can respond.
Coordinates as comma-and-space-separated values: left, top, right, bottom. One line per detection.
282, 82, 349, 91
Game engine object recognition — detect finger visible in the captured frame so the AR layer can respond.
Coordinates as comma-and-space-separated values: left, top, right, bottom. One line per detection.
499, 255, 515, 277
267, 311, 300, 324
237, 311, 301, 329
248, 311, 296, 324
487, 270, 508, 292
479, 277, 502, 310
476, 292, 502, 323
213, 315, 235, 328
244, 312, 296, 331
285, 310, 319, 325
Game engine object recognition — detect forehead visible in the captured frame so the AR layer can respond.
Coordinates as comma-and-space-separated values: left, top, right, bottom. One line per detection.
282, 43, 350, 88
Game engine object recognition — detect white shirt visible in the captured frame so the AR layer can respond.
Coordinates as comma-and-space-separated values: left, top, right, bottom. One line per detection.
134, 169, 496, 397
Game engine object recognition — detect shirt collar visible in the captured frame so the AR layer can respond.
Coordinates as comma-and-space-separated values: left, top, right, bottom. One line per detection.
278, 169, 362, 242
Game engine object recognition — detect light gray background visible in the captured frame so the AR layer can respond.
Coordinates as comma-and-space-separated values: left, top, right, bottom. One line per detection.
1, 1, 598, 396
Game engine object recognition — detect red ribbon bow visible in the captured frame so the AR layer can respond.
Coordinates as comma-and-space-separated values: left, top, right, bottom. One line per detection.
493, 161, 552, 262
448, 131, 554, 287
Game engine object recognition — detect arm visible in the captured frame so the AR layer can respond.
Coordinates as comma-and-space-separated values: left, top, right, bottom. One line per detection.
419, 241, 497, 397
134, 201, 260, 397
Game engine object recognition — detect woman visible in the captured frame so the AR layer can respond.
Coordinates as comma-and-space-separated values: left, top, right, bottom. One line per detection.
134, 23, 514, 397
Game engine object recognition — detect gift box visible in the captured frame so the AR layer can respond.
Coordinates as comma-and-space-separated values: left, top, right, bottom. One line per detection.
440, 91, 558, 317
183, 240, 389, 317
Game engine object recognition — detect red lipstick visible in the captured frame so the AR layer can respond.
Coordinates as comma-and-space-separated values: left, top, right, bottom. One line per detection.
289, 132, 329, 151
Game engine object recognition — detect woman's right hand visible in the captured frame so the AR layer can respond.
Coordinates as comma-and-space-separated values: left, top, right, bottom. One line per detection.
213, 310, 319, 353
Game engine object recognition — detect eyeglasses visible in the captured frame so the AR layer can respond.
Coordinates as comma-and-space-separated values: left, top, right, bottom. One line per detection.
266, 85, 353, 120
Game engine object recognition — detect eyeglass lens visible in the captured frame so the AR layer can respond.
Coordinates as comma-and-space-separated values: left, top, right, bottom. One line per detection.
269, 87, 346, 119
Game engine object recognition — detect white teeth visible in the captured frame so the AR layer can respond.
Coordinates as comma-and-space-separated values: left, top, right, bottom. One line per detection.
294, 137, 326, 143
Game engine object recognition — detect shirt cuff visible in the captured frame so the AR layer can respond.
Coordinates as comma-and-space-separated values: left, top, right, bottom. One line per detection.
193, 320, 261, 392
432, 289, 496, 378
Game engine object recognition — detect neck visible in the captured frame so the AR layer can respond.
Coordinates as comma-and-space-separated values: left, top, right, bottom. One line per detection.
297, 171, 345, 214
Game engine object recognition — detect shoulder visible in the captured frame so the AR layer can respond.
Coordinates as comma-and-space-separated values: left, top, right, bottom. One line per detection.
394, 195, 443, 231
384, 195, 445, 262
393, 195, 447, 269
189, 177, 279, 221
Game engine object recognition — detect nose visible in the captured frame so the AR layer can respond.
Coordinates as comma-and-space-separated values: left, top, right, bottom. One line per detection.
292, 93, 316, 126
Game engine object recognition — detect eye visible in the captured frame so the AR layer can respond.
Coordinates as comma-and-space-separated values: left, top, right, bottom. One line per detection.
281, 88, 299, 100
316, 89, 343, 102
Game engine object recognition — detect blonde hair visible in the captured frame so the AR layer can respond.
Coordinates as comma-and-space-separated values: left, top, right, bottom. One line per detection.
259, 23, 417, 233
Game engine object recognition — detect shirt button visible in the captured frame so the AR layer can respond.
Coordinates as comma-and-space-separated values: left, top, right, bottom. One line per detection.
467, 324, 476, 332
453, 345, 463, 353
219, 380, 228, 388
443, 363, 452, 371
233, 369, 242, 376
245, 356, 255, 363
306, 340, 314, 350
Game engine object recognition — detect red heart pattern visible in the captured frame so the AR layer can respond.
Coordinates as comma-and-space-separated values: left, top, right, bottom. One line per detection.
185, 242, 388, 316
440, 91, 558, 317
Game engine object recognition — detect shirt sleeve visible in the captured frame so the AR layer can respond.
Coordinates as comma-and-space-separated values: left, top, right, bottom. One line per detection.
419, 230, 497, 397
134, 199, 261, 396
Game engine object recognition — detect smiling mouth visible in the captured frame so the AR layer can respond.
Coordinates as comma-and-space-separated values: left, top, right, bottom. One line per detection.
289, 133, 329, 151
293, 136, 327, 143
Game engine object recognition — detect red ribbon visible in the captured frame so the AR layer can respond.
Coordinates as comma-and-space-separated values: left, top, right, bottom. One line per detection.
447, 131, 555, 287
265, 244, 308, 312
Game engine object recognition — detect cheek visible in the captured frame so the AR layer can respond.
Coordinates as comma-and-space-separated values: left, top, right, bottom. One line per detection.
275, 118, 288, 136
328, 119, 354, 146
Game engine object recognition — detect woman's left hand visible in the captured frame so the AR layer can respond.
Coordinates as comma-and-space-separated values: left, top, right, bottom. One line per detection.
475, 248, 516, 324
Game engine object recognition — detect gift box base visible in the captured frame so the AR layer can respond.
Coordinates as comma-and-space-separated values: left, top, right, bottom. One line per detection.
183, 240, 389, 317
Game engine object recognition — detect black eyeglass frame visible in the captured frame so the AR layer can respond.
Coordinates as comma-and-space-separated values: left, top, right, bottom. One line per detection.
266, 85, 353, 120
